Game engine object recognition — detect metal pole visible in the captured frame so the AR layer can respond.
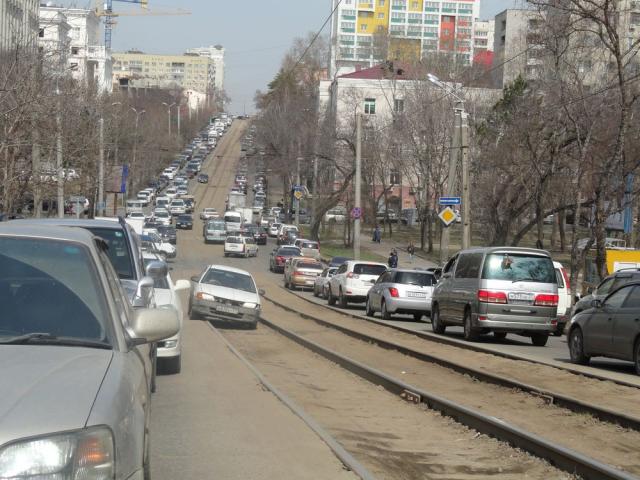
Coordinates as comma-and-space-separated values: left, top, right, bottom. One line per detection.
177, 105, 181, 136
439, 105, 461, 265
311, 154, 318, 231
167, 108, 171, 136
354, 113, 362, 260
460, 107, 471, 249
295, 156, 301, 227
98, 117, 104, 217
56, 83, 64, 218
131, 114, 139, 195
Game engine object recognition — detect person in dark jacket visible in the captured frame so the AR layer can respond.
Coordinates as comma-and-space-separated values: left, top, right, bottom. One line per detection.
388, 249, 398, 268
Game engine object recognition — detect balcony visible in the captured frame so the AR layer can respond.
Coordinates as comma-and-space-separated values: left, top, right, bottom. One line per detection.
87, 45, 108, 61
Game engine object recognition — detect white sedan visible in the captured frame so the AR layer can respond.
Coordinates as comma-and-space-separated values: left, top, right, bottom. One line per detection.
143, 252, 190, 374
153, 208, 172, 226
199, 208, 220, 220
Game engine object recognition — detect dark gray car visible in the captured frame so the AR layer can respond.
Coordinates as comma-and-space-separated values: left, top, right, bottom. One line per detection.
572, 269, 640, 316
0, 224, 179, 480
431, 247, 558, 346
568, 281, 640, 374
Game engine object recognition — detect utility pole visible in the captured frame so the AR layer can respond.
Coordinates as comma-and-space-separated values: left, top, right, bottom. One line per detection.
439, 105, 461, 265
162, 102, 175, 135
311, 154, 318, 231
177, 104, 181, 136
97, 117, 105, 217
354, 113, 362, 260
130, 108, 145, 195
460, 107, 471, 250
295, 156, 301, 227
55, 82, 64, 218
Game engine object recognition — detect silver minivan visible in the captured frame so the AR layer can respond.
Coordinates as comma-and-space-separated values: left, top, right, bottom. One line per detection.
431, 247, 558, 346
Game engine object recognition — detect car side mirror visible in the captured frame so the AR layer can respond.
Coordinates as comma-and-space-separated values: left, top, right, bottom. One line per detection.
442, 272, 452, 279
191, 275, 200, 283
174, 279, 191, 292
146, 260, 168, 280
591, 298, 603, 309
133, 276, 155, 308
130, 306, 180, 343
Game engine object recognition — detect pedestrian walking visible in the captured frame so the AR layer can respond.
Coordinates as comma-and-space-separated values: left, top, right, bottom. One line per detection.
388, 249, 398, 269
373, 224, 382, 243
407, 241, 415, 263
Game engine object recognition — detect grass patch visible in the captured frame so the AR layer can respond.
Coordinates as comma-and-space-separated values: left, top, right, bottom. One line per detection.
320, 242, 387, 263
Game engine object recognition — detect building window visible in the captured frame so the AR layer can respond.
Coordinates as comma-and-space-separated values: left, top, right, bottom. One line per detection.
378, 0, 385, 5
390, 169, 401, 185
70, 63, 78, 71
38, 28, 44, 37
361, 23, 368, 31
411, 1, 419, 9
378, 12, 385, 19
394, 98, 404, 112
377, 25, 386, 32
71, 46, 79, 55
364, 98, 376, 114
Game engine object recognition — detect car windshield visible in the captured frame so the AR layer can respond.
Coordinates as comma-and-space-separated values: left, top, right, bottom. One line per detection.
85, 227, 134, 280
354, 264, 387, 276
207, 222, 225, 230
395, 272, 435, 286
481, 253, 556, 283
278, 248, 301, 256
0, 237, 111, 345
201, 268, 256, 293
156, 211, 169, 218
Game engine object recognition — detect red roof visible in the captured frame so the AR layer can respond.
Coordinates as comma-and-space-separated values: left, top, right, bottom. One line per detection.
338, 62, 416, 80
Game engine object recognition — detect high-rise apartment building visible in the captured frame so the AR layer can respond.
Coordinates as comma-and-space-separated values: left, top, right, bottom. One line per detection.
329, 0, 481, 77
0, 0, 39, 52
112, 51, 215, 95
185, 45, 225, 91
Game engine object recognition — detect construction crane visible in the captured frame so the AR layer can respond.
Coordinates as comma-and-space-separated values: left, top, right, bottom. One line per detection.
95, 0, 191, 49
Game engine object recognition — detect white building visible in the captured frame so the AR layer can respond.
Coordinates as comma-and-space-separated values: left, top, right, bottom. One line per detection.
38, 8, 70, 69
186, 44, 225, 91
39, 5, 112, 93
0, 0, 39, 52
473, 19, 493, 53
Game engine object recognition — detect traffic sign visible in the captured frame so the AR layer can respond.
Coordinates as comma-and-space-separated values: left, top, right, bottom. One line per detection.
351, 207, 362, 220
293, 189, 303, 200
439, 196, 461, 206
438, 207, 457, 227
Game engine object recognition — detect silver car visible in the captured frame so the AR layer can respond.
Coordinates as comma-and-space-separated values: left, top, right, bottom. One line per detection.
189, 265, 264, 329
314, 267, 338, 298
366, 269, 436, 321
0, 224, 179, 480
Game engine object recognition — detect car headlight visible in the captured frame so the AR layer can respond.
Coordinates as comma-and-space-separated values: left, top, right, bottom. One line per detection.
196, 292, 215, 301
242, 302, 260, 309
0, 426, 114, 480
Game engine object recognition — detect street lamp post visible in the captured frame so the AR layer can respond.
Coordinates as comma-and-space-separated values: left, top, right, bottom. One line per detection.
129, 107, 145, 195
427, 74, 471, 262
162, 102, 175, 136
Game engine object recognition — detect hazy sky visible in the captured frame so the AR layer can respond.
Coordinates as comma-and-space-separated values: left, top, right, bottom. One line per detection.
73, 0, 520, 113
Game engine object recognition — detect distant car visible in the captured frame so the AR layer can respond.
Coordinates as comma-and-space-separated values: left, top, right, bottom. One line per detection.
254, 227, 268, 245
203, 219, 226, 244
175, 214, 193, 230
199, 208, 219, 221
269, 246, 301, 273
314, 267, 338, 298
284, 258, 324, 290
325, 208, 346, 224
176, 186, 188, 196
224, 235, 258, 258
572, 269, 640, 318
153, 208, 172, 226
329, 256, 352, 268
157, 225, 177, 245
269, 222, 281, 237
294, 239, 321, 260
568, 281, 640, 374
188, 265, 263, 329
365, 269, 436, 321
127, 211, 146, 220
143, 252, 190, 374
328, 261, 388, 308
0, 223, 179, 479
169, 199, 186, 216
198, 173, 209, 183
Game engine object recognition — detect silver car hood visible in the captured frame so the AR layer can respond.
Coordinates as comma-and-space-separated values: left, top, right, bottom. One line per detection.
198, 284, 259, 304
0, 346, 113, 445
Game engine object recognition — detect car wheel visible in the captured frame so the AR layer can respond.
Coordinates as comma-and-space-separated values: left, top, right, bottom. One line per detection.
162, 355, 182, 375
463, 309, 479, 342
493, 331, 507, 340
413, 313, 423, 322
327, 286, 336, 306
431, 304, 446, 334
313, 286, 319, 297
322, 285, 328, 299
569, 328, 590, 364
338, 289, 348, 308
531, 333, 549, 347
224, 253, 229, 257
381, 300, 392, 320
365, 296, 374, 317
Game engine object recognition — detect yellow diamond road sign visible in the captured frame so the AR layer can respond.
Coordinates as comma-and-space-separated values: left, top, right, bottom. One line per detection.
438, 207, 457, 227
294, 190, 303, 200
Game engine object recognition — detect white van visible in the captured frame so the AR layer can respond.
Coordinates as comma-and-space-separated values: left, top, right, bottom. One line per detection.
126, 199, 145, 214
224, 211, 243, 232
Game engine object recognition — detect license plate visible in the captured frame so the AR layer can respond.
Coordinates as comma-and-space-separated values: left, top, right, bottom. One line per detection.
216, 305, 238, 314
407, 292, 426, 298
508, 292, 535, 302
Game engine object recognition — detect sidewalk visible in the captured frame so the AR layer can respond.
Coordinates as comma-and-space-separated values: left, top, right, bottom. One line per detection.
365, 236, 437, 269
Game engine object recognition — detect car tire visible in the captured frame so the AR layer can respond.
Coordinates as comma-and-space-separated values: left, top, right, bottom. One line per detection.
327, 286, 336, 306
365, 296, 374, 317
381, 300, 392, 320
463, 309, 479, 342
531, 333, 549, 347
569, 327, 590, 364
162, 355, 182, 375
338, 289, 348, 308
493, 331, 507, 340
431, 304, 446, 334
313, 286, 319, 297
413, 313, 423, 322
224, 253, 229, 257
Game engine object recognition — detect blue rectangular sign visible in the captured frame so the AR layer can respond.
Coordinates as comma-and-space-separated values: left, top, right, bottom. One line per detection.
439, 197, 461, 206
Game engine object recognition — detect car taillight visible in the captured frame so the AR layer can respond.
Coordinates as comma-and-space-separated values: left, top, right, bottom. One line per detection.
478, 290, 507, 304
346, 272, 360, 279
561, 268, 570, 293
276, 256, 284, 263
294, 270, 303, 276
534, 294, 559, 307
389, 287, 399, 297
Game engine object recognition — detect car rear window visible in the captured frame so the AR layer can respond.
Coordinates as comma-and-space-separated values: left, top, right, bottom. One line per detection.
481, 253, 556, 283
353, 264, 387, 276
394, 272, 436, 286
278, 248, 301, 256
297, 262, 322, 269
301, 242, 319, 249
227, 237, 242, 244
